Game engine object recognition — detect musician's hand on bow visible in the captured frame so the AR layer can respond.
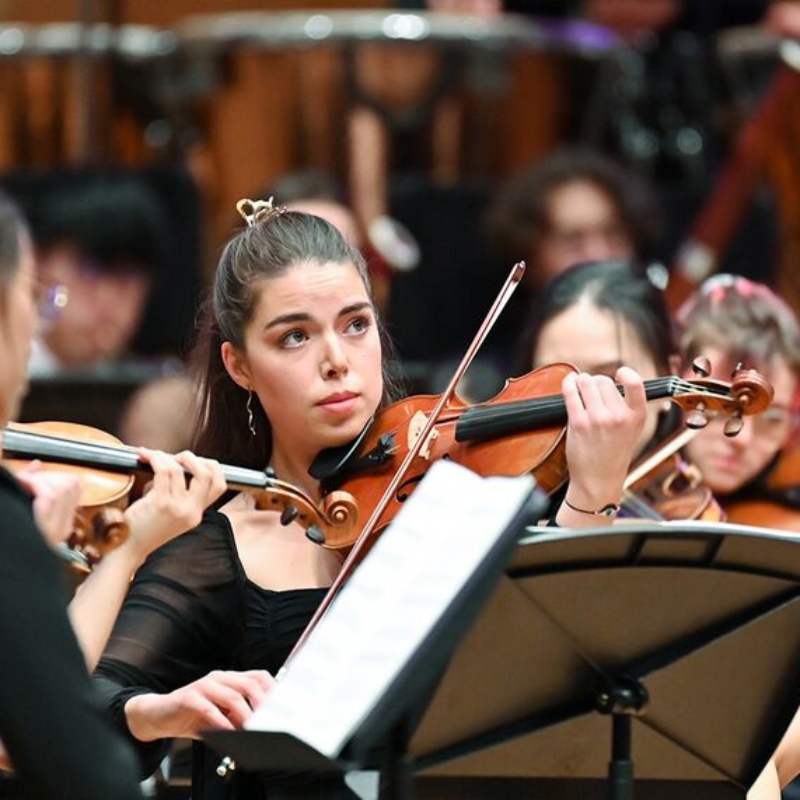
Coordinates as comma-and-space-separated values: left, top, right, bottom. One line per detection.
764, 2, 800, 39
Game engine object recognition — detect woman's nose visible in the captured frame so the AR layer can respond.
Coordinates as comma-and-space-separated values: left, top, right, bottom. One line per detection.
321, 337, 349, 379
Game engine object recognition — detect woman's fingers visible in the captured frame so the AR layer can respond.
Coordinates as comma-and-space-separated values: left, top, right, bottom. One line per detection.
173, 450, 227, 507
176, 670, 275, 737
615, 365, 647, 413
15, 467, 82, 548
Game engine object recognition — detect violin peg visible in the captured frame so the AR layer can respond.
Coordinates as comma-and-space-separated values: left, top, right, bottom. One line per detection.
692, 357, 711, 378
265, 466, 277, 479
724, 414, 744, 437
685, 410, 708, 429
731, 361, 745, 378
306, 525, 326, 545
280, 505, 299, 526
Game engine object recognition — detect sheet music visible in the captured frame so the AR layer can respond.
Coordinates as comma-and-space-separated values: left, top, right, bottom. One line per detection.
246, 460, 535, 757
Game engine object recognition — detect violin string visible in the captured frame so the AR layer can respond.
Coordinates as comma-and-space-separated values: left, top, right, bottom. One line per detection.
459, 377, 720, 423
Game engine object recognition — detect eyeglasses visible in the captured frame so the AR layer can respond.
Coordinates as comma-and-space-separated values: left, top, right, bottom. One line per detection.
705, 404, 795, 440
34, 278, 69, 322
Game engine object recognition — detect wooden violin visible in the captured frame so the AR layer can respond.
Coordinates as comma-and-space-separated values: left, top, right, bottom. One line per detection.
1, 421, 360, 565
310, 363, 772, 548
619, 427, 724, 523
724, 445, 800, 532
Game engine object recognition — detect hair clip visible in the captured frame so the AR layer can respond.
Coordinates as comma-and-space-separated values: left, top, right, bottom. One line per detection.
236, 197, 287, 228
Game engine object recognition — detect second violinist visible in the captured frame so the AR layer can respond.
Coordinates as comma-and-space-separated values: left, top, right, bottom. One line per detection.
675, 275, 800, 526
93, 200, 648, 800
515, 259, 704, 520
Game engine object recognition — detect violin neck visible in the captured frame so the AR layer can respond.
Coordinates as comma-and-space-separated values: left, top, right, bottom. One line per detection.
455, 377, 684, 443
1, 426, 269, 491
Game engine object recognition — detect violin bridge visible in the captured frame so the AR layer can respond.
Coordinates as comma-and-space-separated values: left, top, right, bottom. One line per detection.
408, 410, 437, 459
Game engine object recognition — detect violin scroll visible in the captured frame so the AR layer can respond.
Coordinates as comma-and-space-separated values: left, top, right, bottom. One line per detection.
249, 481, 359, 549
73, 506, 130, 564
671, 367, 774, 428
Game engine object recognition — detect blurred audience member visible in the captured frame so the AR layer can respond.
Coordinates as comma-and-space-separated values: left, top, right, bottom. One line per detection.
485, 147, 662, 292
262, 170, 360, 246
23, 174, 168, 376
117, 373, 198, 453
261, 169, 407, 314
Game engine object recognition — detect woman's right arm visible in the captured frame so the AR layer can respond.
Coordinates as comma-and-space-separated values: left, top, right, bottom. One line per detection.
92, 515, 270, 773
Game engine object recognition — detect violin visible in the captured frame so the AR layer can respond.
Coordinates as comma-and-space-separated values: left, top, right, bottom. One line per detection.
723, 446, 800, 532
620, 427, 724, 523
1, 421, 361, 566
310, 363, 771, 548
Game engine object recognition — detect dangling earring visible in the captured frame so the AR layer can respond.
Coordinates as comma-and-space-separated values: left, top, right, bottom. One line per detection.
246, 390, 257, 437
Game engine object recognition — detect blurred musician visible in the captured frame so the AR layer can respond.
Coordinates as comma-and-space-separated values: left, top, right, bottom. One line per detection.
675, 274, 800, 523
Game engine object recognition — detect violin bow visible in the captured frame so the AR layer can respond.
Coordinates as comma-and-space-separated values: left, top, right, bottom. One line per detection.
284, 261, 527, 667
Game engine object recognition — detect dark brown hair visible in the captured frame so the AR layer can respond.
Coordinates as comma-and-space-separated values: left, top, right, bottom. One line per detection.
192, 210, 402, 468
513, 260, 675, 377
486, 148, 661, 269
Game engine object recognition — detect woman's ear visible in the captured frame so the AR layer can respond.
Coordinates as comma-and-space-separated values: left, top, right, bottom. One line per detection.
221, 341, 252, 390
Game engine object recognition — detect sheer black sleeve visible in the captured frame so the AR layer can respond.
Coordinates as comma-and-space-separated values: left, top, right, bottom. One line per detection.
93, 511, 244, 775
0, 470, 142, 800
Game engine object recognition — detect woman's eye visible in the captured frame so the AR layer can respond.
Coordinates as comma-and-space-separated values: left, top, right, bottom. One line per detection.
346, 315, 371, 335
280, 329, 307, 348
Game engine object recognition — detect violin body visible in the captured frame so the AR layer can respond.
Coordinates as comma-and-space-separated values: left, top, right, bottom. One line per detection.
625, 454, 725, 523
724, 447, 800, 532
321, 366, 572, 543
725, 500, 800, 532
3, 421, 133, 564
316, 361, 773, 547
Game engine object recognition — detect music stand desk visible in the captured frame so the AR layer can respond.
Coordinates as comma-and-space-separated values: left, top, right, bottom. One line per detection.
410, 521, 800, 799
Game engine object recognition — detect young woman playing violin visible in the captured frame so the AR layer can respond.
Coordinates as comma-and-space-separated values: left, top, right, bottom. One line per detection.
0, 191, 227, 799
676, 274, 800, 518
93, 199, 648, 800
672, 275, 800, 800
513, 258, 725, 521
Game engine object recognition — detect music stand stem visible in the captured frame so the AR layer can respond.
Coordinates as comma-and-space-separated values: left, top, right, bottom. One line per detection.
610, 715, 634, 800
597, 675, 648, 800
380, 716, 414, 800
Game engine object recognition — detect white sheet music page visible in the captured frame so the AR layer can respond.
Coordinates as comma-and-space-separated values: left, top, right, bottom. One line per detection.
245, 459, 535, 758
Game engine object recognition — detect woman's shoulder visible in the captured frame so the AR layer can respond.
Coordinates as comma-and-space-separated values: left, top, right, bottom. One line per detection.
137, 508, 245, 588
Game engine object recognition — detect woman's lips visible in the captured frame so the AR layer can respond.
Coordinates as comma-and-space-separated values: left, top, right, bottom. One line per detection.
316, 392, 359, 414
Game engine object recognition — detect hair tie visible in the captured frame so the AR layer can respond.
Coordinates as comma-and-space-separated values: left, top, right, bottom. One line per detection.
236, 197, 287, 228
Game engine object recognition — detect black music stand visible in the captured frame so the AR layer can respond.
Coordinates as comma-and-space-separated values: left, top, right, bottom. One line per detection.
206, 478, 548, 800
409, 522, 800, 800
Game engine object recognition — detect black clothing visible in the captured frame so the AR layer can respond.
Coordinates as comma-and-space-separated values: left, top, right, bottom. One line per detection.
0, 466, 141, 800
94, 511, 357, 800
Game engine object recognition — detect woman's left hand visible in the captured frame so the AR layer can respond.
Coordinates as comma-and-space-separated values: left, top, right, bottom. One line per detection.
121, 448, 227, 563
559, 366, 646, 524
14, 461, 82, 548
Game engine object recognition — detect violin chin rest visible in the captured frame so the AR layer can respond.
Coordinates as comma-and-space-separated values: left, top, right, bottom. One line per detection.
308, 418, 373, 481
